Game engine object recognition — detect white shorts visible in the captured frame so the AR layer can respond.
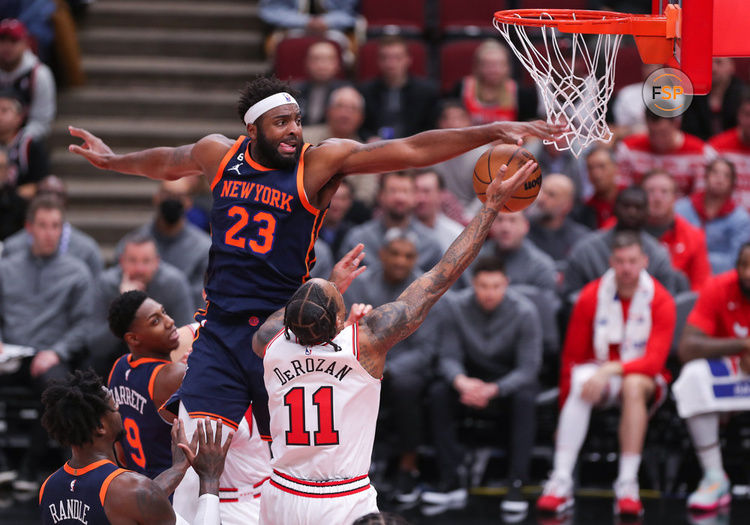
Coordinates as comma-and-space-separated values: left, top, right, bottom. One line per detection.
673, 357, 750, 418
173, 402, 271, 525
259, 470, 379, 525
570, 363, 668, 415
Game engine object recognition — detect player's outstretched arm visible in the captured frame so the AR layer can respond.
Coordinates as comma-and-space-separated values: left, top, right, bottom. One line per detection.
357, 160, 538, 377
68, 126, 234, 181
306, 120, 560, 182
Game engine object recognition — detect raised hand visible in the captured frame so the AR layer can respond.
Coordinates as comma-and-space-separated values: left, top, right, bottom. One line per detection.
483, 159, 538, 212
329, 243, 367, 294
68, 126, 115, 170
170, 418, 199, 473
178, 418, 233, 495
345, 303, 372, 327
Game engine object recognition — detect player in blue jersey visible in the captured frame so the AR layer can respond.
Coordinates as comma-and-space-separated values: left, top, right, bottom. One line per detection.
107, 290, 186, 479
69, 75, 560, 523
39, 368, 231, 525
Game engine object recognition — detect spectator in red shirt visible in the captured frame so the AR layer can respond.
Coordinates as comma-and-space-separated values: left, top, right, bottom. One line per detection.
537, 231, 676, 518
708, 87, 750, 210
575, 145, 624, 230
616, 112, 716, 196
672, 243, 750, 513
642, 169, 711, 291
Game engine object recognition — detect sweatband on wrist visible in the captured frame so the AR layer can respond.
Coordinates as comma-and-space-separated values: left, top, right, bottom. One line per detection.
194, 493, 220, 525
243, 92, 299, 125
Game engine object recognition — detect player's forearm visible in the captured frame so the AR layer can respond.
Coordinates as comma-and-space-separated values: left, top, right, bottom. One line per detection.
399, 124, 502, 166
397, 204, 499, 331
678, 330, 750, 362
199, 476, 220, 497
152, 465, 187, 496
108, 145, 202, 180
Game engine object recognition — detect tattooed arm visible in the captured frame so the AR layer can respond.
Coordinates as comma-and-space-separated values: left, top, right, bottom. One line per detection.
68, 127, 234, 181
356, 159, 539, 378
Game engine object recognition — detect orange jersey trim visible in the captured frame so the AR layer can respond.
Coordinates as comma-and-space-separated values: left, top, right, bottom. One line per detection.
245, 143, 273, 172
107, 355, 125, 386
295, 144, 318, 215
63, 459, 113, 476
127, 355, 170, 368
188, 411, 239, 431
301, 207, 326, 282
210, 136, 246, 191
38, 472, 54, 504
99, 468, 128, 506
147, 363, 168, 401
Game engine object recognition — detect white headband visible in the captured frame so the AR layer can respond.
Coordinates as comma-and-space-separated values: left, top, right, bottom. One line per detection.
243, 92, 299, 125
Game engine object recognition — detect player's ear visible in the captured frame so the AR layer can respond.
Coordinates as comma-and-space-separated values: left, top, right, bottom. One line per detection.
124, 332, 138, 347
247, 122, 258, 141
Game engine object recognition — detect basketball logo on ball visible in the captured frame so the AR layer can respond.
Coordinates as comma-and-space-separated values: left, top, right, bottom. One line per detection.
473, 144, 542, 212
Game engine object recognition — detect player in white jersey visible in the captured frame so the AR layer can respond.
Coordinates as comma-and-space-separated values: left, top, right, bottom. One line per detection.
252, 157, 540, 524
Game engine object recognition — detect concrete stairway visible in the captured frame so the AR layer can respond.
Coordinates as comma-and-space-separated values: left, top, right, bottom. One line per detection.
52, 0, 268, 261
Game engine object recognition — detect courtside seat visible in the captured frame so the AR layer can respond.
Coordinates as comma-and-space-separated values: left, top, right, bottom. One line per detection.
355, 40, 428, 83
273, 37, 344, 83
360, 0, 425, 37
438, 0, 506, 38
439, 39, 482, 94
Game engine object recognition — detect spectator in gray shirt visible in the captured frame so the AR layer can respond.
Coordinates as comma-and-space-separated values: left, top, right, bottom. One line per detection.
0, 194, 93, 489
117, 179, 210, 310
340, 171, 443, 273
344, 229, 440, 504
88, 232, 194, 376
527, 173, 590, 267
563, 186, 689, 300
414, 169, 464, 253
423, 256, 542, 513
2, 175, 103, 277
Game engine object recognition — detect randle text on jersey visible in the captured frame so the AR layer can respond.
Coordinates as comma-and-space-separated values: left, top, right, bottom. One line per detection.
47, 499, 90, 524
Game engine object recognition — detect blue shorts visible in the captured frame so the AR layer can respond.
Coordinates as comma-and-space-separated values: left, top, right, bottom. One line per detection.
177, 305, 272, 439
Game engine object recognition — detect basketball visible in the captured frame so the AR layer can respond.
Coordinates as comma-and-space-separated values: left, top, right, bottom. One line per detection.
473, 144, 542, 213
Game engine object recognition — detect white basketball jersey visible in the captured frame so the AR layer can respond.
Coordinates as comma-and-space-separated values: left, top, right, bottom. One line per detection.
263, 323, 381, 481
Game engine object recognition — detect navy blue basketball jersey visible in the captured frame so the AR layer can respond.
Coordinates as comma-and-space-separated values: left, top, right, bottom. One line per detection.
107, 355, 172, 479
205, 137, 326, 314
39, 459, 127, 525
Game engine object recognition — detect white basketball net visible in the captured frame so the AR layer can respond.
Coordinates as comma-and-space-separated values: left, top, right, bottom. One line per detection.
494, 13, 623, 157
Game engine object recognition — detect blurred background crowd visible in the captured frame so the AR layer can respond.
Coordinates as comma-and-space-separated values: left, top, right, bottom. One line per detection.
0, 0, 749, 521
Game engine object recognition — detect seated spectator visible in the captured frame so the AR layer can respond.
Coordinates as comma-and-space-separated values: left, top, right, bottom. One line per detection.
259, 0, 358, 62
431, 100, 485, 222
616, 112, 715, 196
611, 64, 660, 138
642, 170, 711, 291
0, 144, 25, 239
413, 169, 463, 253
575, 145, 625, 230
303, 86, 377, 205
423, 256, 542, 514
450, 40, 538, 125
564, 186, 689, 299
672, 243, 750, 513
117, 179, 210, 311
358, 36, 439, 140
319, 179, 355, 255
527, 173, 590, 265
526, 138, 587, 203
675, 158, 750, 274
482, 212, 559, 301
682, 58, 744, 141
708, 87, 750, 210
0, 194, 93, 491
183, 174, 212, 234
2, 174, 103, 277
344, 229, 438, 504
294, 41, 348, 126
87, 232, 194, 377
537, 232, 676, 518
339, 171, 442, 273
309, 238, 334, 280
0, 19, 55, 139
0, 89, 48, 200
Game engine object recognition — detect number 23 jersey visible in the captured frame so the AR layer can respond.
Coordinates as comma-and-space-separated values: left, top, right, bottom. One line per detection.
207, 137, 326, 314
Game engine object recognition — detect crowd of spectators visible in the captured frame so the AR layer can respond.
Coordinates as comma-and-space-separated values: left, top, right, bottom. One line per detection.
1, 3, 750, 520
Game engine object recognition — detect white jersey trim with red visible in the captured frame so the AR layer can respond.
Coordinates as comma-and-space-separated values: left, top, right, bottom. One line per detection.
269, 469, 370, 498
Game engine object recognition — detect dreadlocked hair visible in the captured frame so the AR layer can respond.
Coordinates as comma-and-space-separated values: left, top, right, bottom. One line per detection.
41, 369, 112, 448
237, 75, 300, 125
284, 280, 342, 351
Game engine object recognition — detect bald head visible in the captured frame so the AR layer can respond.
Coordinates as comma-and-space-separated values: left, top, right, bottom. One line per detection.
326, 86, 365, 139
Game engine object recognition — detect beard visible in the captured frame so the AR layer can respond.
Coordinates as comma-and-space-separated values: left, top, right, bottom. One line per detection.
256, 127, 301, 171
